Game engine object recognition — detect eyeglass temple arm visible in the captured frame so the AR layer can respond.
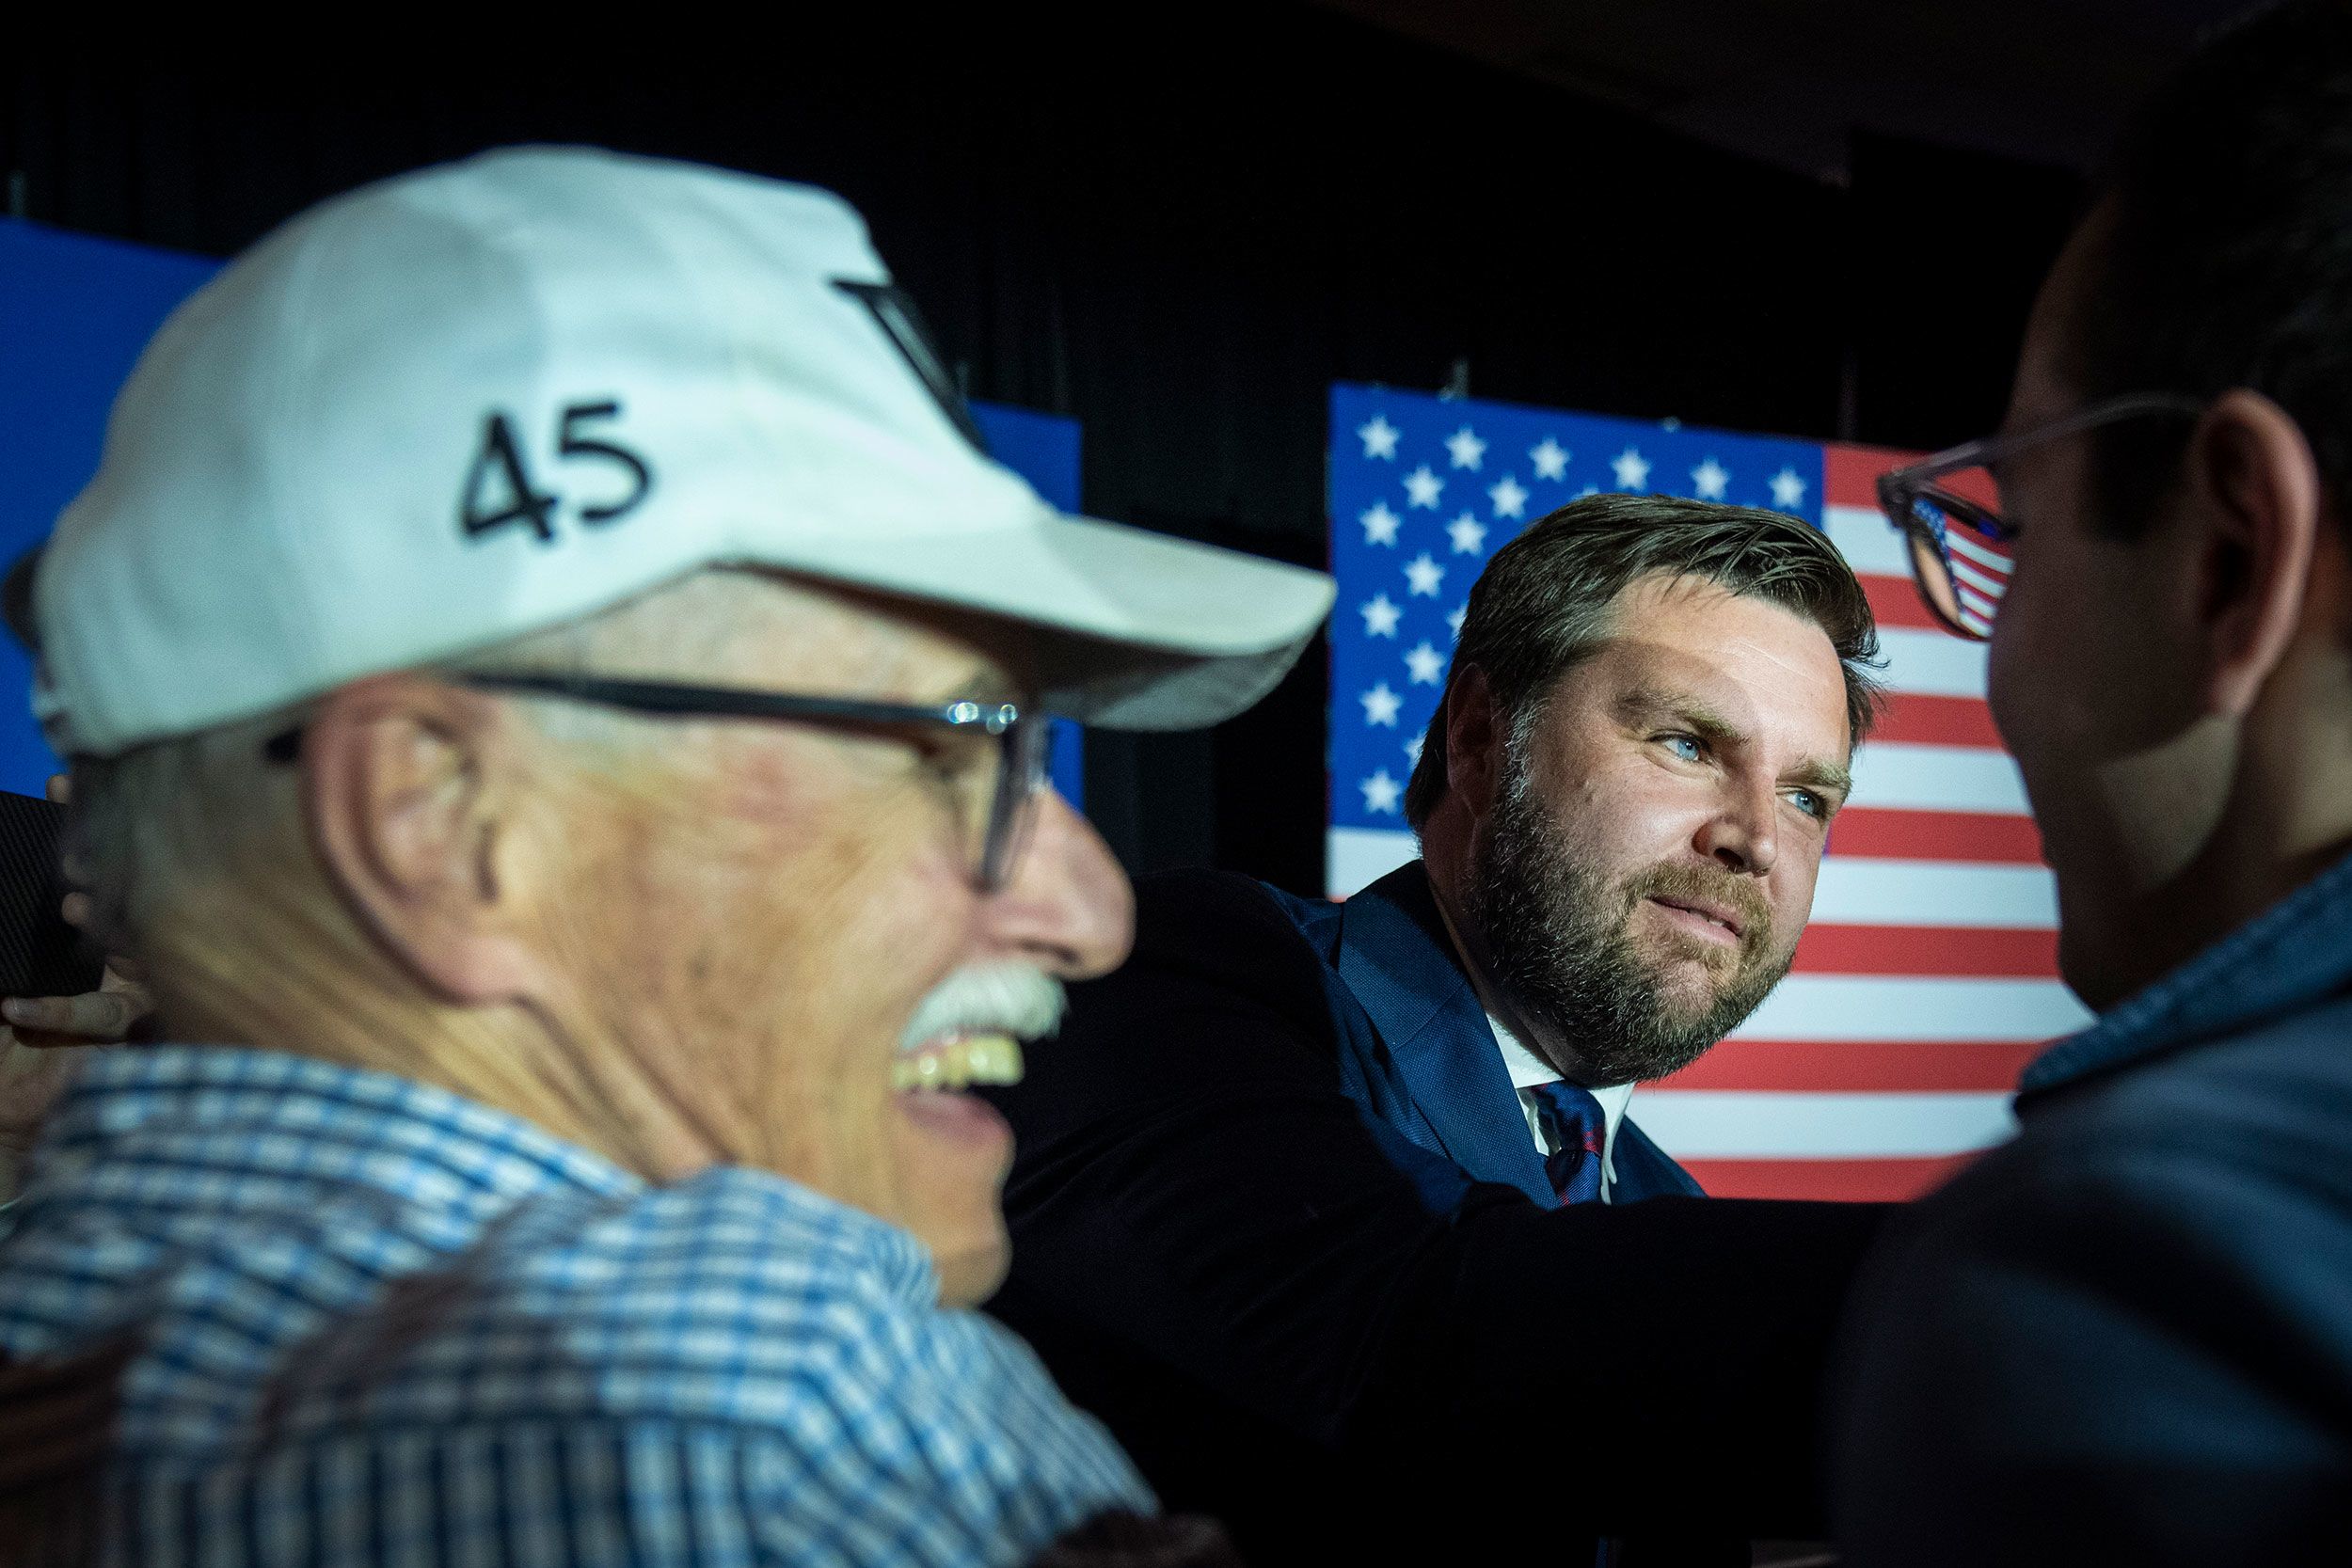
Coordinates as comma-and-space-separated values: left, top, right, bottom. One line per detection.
1884, 393, 2209, 497
457, 671, 1016, 731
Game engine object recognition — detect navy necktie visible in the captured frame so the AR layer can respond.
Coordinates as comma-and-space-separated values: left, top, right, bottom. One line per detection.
1528, 1080, 1609, 1206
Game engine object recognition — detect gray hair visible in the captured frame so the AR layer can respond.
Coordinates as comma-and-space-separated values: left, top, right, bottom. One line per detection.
65, 569, 769, 989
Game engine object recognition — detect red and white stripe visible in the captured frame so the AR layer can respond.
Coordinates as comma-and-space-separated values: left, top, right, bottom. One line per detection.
1323, 445, 2072, 1203
1651, 445, 2075, 1201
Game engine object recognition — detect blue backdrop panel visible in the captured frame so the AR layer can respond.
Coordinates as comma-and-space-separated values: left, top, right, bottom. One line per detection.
0, 223, 218, 796
0, 218, 1083, 804
966, 404, 1086, 804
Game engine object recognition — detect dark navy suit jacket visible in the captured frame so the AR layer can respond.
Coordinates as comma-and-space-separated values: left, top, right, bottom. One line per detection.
1273, 861, 1703, 1207
984, 862, 1883, 1562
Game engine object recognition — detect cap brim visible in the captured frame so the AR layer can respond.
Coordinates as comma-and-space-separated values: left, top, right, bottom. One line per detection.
745, 511, 1335, 730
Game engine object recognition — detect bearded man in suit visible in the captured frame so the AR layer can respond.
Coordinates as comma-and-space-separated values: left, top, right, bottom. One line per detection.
985, 493, 1891, 1563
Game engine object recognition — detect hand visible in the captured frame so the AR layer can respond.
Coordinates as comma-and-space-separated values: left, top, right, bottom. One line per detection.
0, 937, 151, 1047
0, 951, 152, 1196
3, 773, 150, 1045
0, 1027, 91, 1199
0, 774, 152, 1197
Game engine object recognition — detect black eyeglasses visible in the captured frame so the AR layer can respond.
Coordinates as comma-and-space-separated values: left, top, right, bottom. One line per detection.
267, 672, 1051, 892
1876, 392, 2205, 641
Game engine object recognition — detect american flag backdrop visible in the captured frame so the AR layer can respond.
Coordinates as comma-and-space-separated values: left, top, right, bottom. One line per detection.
1326, 383, 2090, 1202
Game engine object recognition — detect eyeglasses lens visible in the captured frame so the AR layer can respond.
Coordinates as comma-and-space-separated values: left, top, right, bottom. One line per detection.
977, 718, 1053, 891
1901, 469, 2013, 641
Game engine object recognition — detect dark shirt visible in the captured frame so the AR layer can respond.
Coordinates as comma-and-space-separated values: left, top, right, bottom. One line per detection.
986, 864, 1887, 1562
1831, 848, 2352, 1565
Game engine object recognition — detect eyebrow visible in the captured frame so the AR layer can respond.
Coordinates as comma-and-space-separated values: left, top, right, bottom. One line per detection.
1615, 684, 1740, 744
1786, 755, 1854, 809
1614, 684, 1853, 808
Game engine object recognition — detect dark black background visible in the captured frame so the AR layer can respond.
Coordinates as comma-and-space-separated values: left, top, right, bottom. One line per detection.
3, 12, 2080, 894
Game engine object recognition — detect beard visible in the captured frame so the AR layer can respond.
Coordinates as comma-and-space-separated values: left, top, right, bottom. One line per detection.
1463, 755, 1795, 1087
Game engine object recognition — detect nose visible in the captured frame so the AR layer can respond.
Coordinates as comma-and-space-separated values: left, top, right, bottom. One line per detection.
1693, 770, 1779, 879
985, 788, 1135, 980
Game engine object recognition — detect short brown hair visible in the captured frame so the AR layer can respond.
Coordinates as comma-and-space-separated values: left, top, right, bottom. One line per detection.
1402, 493, 1883, 829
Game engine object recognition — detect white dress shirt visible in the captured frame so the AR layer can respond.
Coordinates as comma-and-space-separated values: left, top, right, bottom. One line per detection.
1487, 1015, 1635, 1203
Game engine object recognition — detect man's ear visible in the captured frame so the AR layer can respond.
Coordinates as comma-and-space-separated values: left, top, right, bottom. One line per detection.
299, 674, 548, 1005
2185, 388, 2323, 718
1442, 665, 1502, 818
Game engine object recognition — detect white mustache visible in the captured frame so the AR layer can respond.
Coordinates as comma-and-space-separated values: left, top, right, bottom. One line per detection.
898, 963, 1066, 1052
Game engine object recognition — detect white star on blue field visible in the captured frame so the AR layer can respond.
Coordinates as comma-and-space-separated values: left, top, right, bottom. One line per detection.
1327, 383, 1824, 826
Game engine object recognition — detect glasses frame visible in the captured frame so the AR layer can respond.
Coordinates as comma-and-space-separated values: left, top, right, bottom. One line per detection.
1876, 392, 2207, 641
437, 672, 1047, 893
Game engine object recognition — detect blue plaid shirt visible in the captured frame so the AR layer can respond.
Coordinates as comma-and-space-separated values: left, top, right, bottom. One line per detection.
0, 1046, 1151, 1565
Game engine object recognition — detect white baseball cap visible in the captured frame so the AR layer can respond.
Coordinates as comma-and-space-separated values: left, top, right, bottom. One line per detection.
22, 146, 1335, 756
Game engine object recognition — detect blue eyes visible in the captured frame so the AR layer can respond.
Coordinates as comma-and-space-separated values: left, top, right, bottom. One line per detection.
1655, 733, 1830, 821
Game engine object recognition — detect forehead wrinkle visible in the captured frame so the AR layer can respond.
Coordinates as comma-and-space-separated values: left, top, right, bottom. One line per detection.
725, 576, 1016, 707
1593, 585, 1850, 752
1620, 578, 1843, 693
928, 664, 1022, 707
1613, 673, 1851, 799
1725, 625, 1842, 690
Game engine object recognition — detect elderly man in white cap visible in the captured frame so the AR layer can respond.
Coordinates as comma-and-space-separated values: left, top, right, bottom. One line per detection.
0, 147, 1331, 1565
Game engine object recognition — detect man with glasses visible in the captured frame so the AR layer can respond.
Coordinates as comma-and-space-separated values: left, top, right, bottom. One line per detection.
1833, 3, 2352, 1560
0, 147, 1332, 1564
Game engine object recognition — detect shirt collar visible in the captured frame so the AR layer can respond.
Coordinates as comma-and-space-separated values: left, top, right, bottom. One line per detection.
22, 1045, 946, 1313
1487, 1012, 1635, 1144
2021, 845, 2352, 1100
36, 1044, 645, 1219
30, 1043, 945, 1304
1434, 883, 1636, 1140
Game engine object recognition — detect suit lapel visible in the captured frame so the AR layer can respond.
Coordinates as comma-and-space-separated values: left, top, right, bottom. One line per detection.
1608, 1117, 1708, 1200
1334, 864, 1555, 1206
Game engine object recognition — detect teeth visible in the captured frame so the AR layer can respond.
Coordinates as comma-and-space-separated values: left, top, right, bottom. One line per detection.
892, 1034, 1025, 1091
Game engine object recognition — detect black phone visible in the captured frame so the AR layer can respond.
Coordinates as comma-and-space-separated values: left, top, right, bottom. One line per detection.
0, 790, 106, 999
